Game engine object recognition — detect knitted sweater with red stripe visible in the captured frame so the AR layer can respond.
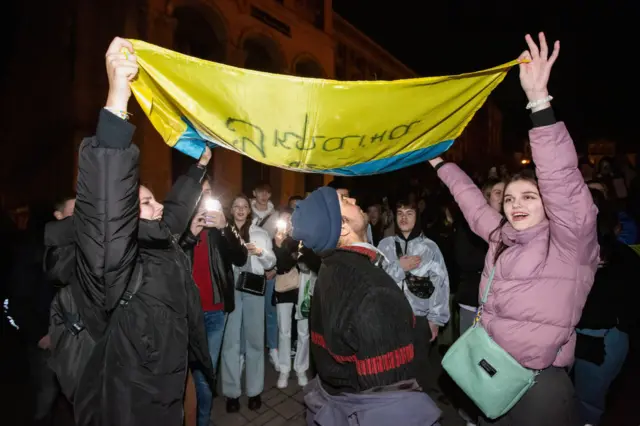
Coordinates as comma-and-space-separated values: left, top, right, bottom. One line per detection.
310, 247, 420, 395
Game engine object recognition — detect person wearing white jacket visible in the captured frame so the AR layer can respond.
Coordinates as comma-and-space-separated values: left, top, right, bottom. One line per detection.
378, 199, 450, 390
221, 195, 276, 413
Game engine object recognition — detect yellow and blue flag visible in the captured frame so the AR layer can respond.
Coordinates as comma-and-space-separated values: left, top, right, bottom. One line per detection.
129, 40, 518, 176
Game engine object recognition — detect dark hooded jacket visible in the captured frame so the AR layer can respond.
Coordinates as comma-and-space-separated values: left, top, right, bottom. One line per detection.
45, 109, 214, 426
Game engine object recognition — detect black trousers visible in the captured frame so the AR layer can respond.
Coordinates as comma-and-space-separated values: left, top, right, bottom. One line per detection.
478, 366, 581, 426
27, 346, 61, 425
414, 316, 433, 392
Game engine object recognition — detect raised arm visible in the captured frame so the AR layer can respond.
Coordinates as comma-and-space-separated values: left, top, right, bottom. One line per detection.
76, 111, 139, 312
162, 149, 211, 237
519, 33, 597, 254
530, 111, 597, 246
429, 159, 502, 242
75, 38, 140, 312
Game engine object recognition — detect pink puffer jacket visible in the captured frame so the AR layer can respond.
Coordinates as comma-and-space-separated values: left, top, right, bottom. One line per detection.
439, 121, 598, 369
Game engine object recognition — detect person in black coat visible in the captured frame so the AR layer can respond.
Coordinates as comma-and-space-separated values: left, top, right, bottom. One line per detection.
7, 197, 75, 426
45, 38, 214, 426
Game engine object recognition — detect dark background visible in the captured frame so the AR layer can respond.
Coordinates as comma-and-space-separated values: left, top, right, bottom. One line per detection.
334, 0, 635, 154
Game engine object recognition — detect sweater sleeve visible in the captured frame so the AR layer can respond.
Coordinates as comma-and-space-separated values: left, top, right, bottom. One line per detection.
437, 163, 503, 243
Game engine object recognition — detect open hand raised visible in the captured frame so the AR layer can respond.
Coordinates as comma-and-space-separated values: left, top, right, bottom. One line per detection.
518, 32, 559, 104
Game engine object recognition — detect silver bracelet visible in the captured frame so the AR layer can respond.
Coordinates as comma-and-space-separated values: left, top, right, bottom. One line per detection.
525, 95, 553, 110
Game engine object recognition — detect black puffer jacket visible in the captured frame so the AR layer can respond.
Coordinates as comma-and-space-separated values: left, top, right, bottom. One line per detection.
46, 110, 214, 426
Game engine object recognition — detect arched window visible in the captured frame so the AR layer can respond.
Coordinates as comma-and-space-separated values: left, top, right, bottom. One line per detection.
173, 7, 226, 63
294, 58, 325, 78
243, 37, 282, 73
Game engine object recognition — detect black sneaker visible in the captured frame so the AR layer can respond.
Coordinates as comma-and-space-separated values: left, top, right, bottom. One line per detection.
248, 394, 262, 411
226, 397, 240, 413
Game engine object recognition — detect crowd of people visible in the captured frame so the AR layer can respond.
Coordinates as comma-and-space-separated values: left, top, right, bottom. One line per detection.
1, 33, 639, 426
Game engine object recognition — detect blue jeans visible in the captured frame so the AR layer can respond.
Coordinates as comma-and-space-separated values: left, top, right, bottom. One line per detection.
573, 327, 629, 426
265, 278, 278, 349
193, 310, 226, 426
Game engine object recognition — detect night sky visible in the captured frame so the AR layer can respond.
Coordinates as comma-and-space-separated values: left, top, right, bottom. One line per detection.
333, 0, 635, 154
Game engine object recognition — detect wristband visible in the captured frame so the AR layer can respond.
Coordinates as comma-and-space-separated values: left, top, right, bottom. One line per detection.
104, 107, 131, 121
525, 95, 553, 110
434, 161, 446, 172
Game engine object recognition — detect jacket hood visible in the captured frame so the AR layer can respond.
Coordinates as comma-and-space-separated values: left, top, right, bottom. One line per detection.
251, 199, 274, 217
395, 218, 423, 242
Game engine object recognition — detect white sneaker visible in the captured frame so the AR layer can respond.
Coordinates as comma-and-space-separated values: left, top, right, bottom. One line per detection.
297, 372, 308, 387
277, 372, 289, 389
269, 349, 280, 372
240, 354, 245, 371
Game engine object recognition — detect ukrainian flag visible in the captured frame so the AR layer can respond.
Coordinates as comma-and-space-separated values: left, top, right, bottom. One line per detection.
130, 40, 518, 176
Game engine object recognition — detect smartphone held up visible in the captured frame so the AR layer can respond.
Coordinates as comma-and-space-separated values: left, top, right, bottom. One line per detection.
204, 197, 222, 212
276, 219, 288, 234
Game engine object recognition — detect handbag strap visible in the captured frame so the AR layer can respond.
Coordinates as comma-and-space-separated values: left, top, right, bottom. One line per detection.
480, 267, 496, 305
474, 267, 496, 326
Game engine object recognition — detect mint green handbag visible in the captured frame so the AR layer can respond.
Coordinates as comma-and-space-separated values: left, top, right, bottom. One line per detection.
441, 268, 538, 419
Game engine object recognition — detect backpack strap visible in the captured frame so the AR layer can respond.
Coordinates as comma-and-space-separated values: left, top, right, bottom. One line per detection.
61, 307, 85, 336
394, 240, 404, 258
118, 261, 144, 308
257, 213, 272, 228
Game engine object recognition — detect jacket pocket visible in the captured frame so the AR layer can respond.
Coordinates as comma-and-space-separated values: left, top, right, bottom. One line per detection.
120, 301, 188, 375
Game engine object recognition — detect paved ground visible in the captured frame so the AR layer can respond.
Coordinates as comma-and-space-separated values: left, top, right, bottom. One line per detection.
2, 316, 637, 425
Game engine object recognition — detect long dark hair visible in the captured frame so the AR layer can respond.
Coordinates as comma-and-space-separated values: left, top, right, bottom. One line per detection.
230, 194, 252, 243
489, 173, 540, 264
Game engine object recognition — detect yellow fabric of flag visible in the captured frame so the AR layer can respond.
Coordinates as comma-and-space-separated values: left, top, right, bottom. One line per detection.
129, 39, 518, 175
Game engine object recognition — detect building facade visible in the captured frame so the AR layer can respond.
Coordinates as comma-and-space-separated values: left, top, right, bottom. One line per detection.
444, 99, 503, 169
0, 0, 502, 209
